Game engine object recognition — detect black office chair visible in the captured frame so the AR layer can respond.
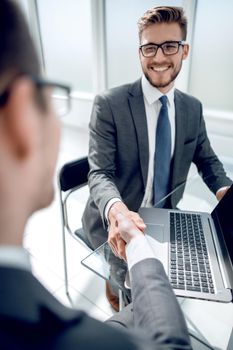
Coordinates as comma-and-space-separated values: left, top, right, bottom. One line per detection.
58, 156, 93, 300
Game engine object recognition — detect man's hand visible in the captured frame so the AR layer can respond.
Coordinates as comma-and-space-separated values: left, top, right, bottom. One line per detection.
216, 186, 230, 201
111, 207, 144, 244
108, 201, 146, 260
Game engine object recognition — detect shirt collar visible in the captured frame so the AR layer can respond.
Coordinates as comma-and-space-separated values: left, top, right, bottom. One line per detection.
0, 246, 31, 272
141, 74, 175, 106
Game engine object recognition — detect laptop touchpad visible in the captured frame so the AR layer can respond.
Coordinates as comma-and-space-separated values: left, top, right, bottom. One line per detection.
145, 224, 164, 243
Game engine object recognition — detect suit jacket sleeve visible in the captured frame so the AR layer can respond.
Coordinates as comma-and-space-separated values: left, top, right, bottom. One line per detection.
192, 103, 232, 193
88, 94, 122, 226
128, 258, 192, 349
171, 91, 232, 208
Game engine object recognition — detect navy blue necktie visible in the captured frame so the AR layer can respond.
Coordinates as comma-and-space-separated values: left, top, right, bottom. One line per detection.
153, 95, 171, 207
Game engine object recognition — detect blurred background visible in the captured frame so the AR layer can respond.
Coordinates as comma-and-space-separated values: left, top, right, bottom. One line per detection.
18, 0, 233, 162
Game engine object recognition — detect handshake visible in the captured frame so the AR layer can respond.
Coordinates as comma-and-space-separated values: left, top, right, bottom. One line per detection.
108, 203, 147, 260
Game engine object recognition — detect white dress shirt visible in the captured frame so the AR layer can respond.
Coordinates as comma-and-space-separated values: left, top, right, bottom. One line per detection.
141, 75, 175, 207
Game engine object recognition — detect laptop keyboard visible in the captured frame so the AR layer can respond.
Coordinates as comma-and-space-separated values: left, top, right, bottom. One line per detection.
169, 212, 215, 294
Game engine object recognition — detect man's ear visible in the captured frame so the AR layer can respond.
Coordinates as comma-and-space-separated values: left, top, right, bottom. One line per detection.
182, 44, 189, 60
2, 78, 38, 160
138, 47, 143, 59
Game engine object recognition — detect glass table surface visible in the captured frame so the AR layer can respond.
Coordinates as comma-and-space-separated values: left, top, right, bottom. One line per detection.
81, 172, 233, 350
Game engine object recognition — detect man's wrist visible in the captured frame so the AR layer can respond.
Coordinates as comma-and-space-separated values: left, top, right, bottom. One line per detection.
216, 186, 230, 201
104, 198, 122, 226
216, 186, 229, 194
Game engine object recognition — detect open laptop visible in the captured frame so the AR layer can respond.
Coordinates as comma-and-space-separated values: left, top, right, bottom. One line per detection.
139, 184, 233, 303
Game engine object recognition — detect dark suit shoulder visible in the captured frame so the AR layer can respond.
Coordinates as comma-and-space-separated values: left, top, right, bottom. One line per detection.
175, 88, 202, 107
97, 79, 142, 102
0, 267, 137, 350
0, 310, 137, 350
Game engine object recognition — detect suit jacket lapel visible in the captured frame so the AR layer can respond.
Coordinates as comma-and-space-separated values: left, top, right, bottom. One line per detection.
128, 79, 149, 189
171, 89, 187, 190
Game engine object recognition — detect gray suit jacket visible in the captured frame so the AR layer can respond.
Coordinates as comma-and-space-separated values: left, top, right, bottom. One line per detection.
107, 258, 192, 350
0, 259, 192, 350
82, 78, 232, 248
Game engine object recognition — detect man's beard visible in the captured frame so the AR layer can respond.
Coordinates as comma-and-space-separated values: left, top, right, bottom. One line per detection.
144, 61, 182, 89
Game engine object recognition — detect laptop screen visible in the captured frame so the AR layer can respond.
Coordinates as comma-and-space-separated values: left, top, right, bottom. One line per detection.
212, 185, 233, 282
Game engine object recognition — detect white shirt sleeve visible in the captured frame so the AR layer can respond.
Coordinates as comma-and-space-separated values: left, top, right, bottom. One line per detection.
104, 197, 122, 222
126, 235, 156, 271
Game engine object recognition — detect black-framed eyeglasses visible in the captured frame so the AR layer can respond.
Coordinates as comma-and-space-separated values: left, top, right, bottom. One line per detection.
139, 41, 185, 57
0, 75, 71, 117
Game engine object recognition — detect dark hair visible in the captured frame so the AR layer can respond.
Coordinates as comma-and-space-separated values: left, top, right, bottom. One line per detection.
138, 6, 187, 41
0, 1, 48, 110
0, 0, 40, 86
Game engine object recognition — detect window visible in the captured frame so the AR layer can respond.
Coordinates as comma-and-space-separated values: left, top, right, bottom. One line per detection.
37, 0, 93, 92
189, 0, 233, 112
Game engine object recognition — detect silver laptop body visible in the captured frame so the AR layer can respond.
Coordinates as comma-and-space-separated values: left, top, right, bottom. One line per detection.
139, 185, 233, 303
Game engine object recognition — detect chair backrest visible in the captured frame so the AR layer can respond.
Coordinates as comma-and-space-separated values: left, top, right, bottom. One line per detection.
59, 157, 89, 192
58, 156, 93, 250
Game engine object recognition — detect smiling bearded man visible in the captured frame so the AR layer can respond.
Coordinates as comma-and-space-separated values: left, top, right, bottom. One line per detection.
82, 6, 232, 310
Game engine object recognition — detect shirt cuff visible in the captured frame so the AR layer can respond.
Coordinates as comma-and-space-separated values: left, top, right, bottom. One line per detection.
104, 197, 122, 222
126, 235, 156, 271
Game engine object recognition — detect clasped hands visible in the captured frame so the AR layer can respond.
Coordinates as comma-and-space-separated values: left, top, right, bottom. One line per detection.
108, 201, 146, 260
